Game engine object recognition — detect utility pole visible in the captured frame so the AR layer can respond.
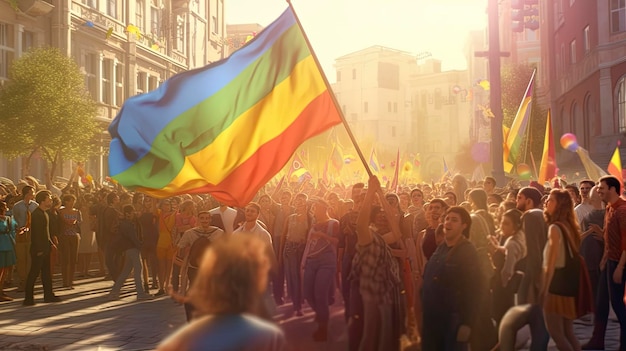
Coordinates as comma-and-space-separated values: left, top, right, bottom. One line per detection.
487, 0, 506, 185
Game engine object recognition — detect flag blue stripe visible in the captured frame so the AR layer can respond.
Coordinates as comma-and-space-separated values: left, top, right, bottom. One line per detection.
108, 8, 295, 173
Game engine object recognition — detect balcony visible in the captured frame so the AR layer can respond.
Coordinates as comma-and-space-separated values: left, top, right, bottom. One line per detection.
19, 0, 54, 16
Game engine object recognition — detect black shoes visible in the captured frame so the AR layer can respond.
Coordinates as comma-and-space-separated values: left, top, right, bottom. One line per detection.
43, 296, 62, 303
22, 299, 35, 306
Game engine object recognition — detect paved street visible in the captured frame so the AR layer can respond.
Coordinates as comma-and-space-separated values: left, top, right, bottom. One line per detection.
0, 271, 621, 351
0, 272, 348, 351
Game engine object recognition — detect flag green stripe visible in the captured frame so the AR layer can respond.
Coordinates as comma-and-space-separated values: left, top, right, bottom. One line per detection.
113, 23, 310, 188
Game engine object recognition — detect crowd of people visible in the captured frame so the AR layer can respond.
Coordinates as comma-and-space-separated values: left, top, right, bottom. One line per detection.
0, 167, 625, 351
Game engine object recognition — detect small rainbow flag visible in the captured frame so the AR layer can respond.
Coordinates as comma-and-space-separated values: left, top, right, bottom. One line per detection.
607, 144, 623, 187
369, 147, 380, 173
504, 70, 535, 173
538, 110, 556, 184
108, 8, 342, 206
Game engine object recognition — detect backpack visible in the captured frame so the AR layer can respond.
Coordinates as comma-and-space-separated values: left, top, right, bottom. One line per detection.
187, 229, 217, 270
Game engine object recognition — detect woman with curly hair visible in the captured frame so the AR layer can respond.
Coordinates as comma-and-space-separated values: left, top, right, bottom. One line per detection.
157, 235, 285, 351
541, 189, 582, 351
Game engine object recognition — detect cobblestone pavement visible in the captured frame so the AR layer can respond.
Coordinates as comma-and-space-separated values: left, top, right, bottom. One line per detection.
0, 273, 619, 350
0, 273, 348, 351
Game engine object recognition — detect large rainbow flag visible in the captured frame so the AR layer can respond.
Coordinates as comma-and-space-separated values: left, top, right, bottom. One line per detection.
108, 8, 342, 206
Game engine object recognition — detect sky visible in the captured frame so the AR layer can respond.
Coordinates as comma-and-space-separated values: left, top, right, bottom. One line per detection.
226, 0, 489, 82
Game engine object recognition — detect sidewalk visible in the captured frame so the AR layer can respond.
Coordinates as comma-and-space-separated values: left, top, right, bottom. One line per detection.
0, 275, 186, 350
0, 272, 619, 350
0, 273, 348, 351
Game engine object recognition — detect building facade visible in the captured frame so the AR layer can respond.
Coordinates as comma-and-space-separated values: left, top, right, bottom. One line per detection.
541, 0, 626, 168
332, 46, 418, 160
408, 61, 472, 181
0, 0, 225, 182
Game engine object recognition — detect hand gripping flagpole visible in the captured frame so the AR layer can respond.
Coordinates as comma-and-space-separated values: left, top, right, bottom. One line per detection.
286, 1, 420, 344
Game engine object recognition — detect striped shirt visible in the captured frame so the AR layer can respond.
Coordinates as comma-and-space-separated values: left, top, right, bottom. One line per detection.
602, 198, 626, 262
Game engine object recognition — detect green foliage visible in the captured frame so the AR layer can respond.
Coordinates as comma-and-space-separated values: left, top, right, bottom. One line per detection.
0, 47, 99, 176
501, 62, 547, 173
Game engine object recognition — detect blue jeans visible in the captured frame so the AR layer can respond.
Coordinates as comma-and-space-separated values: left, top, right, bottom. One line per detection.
111, 248, 145, 296
303, 250, 336, 323
283, 242, 305, 311
592, 260, 626, 347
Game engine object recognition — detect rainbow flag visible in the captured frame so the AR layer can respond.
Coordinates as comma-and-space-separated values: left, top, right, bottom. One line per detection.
504, 70, 535, 173
108, 8, 342, 206
330, 142, 343, 171
607, 144, 623, 186
369, 147, 380, 174
390, 149, 400, 192
538, 110, 556, 184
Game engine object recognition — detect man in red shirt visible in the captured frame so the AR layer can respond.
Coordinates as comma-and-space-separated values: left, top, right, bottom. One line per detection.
584, 176, 626, 350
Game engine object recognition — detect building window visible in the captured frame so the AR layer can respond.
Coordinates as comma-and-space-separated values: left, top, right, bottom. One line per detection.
150, 0, 161, 36
174, 14, 185, 52
611, 0, 626, 33
388, 101, 392, 112
102, 59, 112, 104
336, 71, 341, 82
212, 15, 218, 34
107, 0, 117, 18
584, 93, 592, 142
393, 102, 398, 113
137, 71, 146, 94
22, 31, 34, 52
82, 0, 96, 8
364, 102, 368, 113
115, 63, 123, 106
149, 76, 158, 91
618, 78, 626, 133
84, 52, 97, 98
570, 39, 576, 64
554, 0, 564, 27
583, 25, 590, 54
0, 23, 15, 81
136, 0, 144, 32
352, 69, 356, 79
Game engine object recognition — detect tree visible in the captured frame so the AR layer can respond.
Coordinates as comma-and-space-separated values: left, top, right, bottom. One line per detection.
0, 47, 99, 178
501, 62, 547, 177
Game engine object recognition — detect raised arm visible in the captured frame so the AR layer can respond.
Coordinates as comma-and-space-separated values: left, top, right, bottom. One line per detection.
356, 176, 378, 246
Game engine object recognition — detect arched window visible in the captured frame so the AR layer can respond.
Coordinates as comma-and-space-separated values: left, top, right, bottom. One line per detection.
571, 102, 583, 147
618, 77, 626, 133
583, 93, 592, 146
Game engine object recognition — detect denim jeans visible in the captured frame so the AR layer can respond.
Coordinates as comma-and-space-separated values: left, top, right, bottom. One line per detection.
303, 250, 336, 323
283, 242, 305, 311
593, 260, 626, 347
111, 248, 144, 296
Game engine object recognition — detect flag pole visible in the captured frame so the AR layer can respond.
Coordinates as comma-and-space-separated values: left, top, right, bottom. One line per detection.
286, 0, 373, 178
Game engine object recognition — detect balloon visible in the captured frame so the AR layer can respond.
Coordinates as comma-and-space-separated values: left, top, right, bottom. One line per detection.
517, 163, 532, 180
471, 142, 490, 163
380, 164, 385, 169
560, 133, 579, 152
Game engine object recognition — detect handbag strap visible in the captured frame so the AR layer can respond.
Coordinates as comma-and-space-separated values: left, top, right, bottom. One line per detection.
553, 222, 576, 262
